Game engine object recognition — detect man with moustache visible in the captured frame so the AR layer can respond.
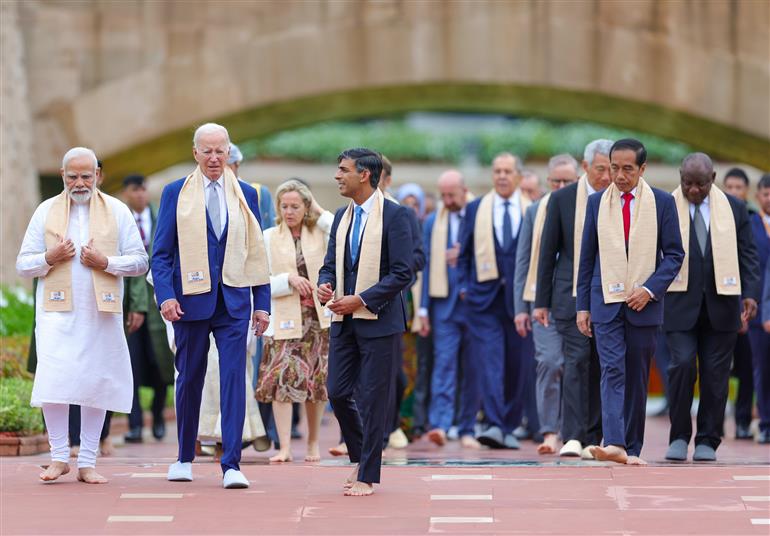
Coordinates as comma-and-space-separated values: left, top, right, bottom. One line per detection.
514, 154, 578, 455
419, 170, 481, 449
663, 153, 759, 462
576, 138, 684, 465
458, 152, 533, 449
318, 148, 413, 496
534, 140, 612, 459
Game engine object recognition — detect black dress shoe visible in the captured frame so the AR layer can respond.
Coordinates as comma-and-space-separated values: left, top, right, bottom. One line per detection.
152, 420, 166, 441
758, 429, 770, 444
735, 424, 753, 440
124, 426, 143, 443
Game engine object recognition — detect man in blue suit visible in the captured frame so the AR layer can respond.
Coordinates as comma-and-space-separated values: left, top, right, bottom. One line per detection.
419, 170, 481, 449
576, 138, 684, 465
458, 153, 534, 449
152, 123, 271, 489
318, 148, 413, 496
749, 174, 770, 444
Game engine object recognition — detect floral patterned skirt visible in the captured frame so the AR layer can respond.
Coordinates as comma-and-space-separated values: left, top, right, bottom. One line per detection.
255, 305, 329, 403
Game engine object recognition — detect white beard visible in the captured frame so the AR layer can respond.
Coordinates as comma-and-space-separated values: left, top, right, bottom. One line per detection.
68, 188, 92, 204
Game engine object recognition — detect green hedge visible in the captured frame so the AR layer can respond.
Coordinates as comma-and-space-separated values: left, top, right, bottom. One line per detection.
0, 377, 44, 434
0, 286, 34, 337
239, 118, 692, 165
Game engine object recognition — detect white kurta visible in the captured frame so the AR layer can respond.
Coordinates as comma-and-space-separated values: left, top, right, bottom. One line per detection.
16, 195, 148, 412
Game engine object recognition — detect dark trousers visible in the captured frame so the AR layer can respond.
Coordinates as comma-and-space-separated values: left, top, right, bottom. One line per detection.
411, 334, 434, 434
521, 344, 540, 435
429, 310, 480, 437
328, 316, 398, 484
68, 406, 111, 446
127, 322, 167, 429
666, 304, 737, 449
593, 307, 656, 457
654, 328, 672, 403
472, 292, 532, 434
173, 289, 249, 473
748, 326, 770, 433
733, 332, 755, 427
555, 318, 602, 446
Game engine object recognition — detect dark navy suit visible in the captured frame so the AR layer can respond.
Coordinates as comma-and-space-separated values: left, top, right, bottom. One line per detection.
152, 177, 270, 473
421, 210, 480, 437
576, 187, 684, 456
748, 213, 770, 434
458, 194, 534, 436
319, 199, 413, 484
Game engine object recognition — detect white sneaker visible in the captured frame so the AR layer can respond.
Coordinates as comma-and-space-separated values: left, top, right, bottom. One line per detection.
581, 445, 596, 460
559, 439, 582, 457
167, 461, 193, 481
388, 428, 408, 449
223, 469, 249, 489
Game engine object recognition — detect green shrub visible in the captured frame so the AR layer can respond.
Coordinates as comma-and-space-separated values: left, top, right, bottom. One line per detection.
0, 286, 34, 337
0, 377, 44, 434
240, 118, 692, 165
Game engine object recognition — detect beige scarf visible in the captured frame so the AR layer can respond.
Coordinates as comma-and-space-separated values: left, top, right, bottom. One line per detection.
669, 186, 740, 295
176, 166, 268, 295
333, 188, 384, 321
474, 190, 531, 282
269, 222, 330, 339
428, 205, 451, 298
596, 178, 657, 304
43, 189, 120, 313
523, 193, 551, 302
573, 174, 590, 297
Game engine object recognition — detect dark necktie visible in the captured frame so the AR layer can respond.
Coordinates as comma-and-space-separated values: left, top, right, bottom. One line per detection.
502, 200, 513, 250
135, 214, 148, 250
693, 203, 707, 255
622, 192, 634, 243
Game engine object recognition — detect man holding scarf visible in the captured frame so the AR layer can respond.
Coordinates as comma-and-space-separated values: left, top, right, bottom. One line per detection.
152, 123, 271, 489
318, 148, 413, 496
663, 153, 759, 462
17, 147, 148, 484
576, 138, 684, 465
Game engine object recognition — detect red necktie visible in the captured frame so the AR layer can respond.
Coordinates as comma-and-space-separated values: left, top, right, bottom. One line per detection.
622, 192, 634, 243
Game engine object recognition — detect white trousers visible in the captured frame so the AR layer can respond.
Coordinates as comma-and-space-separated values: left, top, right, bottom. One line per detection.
42, 403, 105, 468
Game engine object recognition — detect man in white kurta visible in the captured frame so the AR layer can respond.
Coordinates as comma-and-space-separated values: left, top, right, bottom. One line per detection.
16, 147, 148, 483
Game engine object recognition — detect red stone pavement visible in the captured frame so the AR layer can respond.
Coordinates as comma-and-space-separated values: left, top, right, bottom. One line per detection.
2, 413, 768, 535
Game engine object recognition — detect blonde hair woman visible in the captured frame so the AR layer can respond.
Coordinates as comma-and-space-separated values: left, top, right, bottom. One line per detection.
256, 179, 334, 462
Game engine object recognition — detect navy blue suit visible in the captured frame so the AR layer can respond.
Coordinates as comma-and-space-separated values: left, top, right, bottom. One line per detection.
319, 199, 413, 484
152, 177, 270, 473
421, 211, 480, 437
748, 213, 770, 434
458, 195, 534, 436
576, 187, 684, 456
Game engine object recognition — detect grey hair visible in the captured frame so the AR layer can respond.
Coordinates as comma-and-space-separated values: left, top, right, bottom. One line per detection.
61, 147, 98, 171
583, 139, 614, 165
547, 153, 580, 175
193, 123, 230, 148
492, 152, 522, 174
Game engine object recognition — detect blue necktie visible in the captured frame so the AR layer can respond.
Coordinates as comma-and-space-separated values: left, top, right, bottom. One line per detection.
502, 200, 513, 250
351, 206, 363, 263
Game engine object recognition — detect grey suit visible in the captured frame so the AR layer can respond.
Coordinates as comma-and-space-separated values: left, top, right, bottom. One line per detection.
514, 200, 564, 435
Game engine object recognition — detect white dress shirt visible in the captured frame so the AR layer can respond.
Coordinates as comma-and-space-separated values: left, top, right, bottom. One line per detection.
132, 206, 152, 247
688, 195, 711, 231
619, 186, 638, 214
204, 174, 227, 233
586, 180, 597, 196
349, 190, 377, 257
493, 189, 522, 244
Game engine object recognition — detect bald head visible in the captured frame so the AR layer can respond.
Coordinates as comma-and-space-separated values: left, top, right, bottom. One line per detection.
437, 169, 468, 212
680, 152, 716, 205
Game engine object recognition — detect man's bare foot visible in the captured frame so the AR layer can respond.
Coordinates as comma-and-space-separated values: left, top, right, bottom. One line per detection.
40, 461, 70, 482
626, 455, 648, 466
344, 481, 374, 496
590, 445, 628, 464
537, 433, 559, 455
305, 442, 321, 462
344, 465, 359, 489
69, 446, 80, 458
427, 428, 447, 446
77, 468, 108, 484
460, 435, 481, 449
100, 437, 115, 457
329, 442, 348, 457
269, 451, 293, 463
